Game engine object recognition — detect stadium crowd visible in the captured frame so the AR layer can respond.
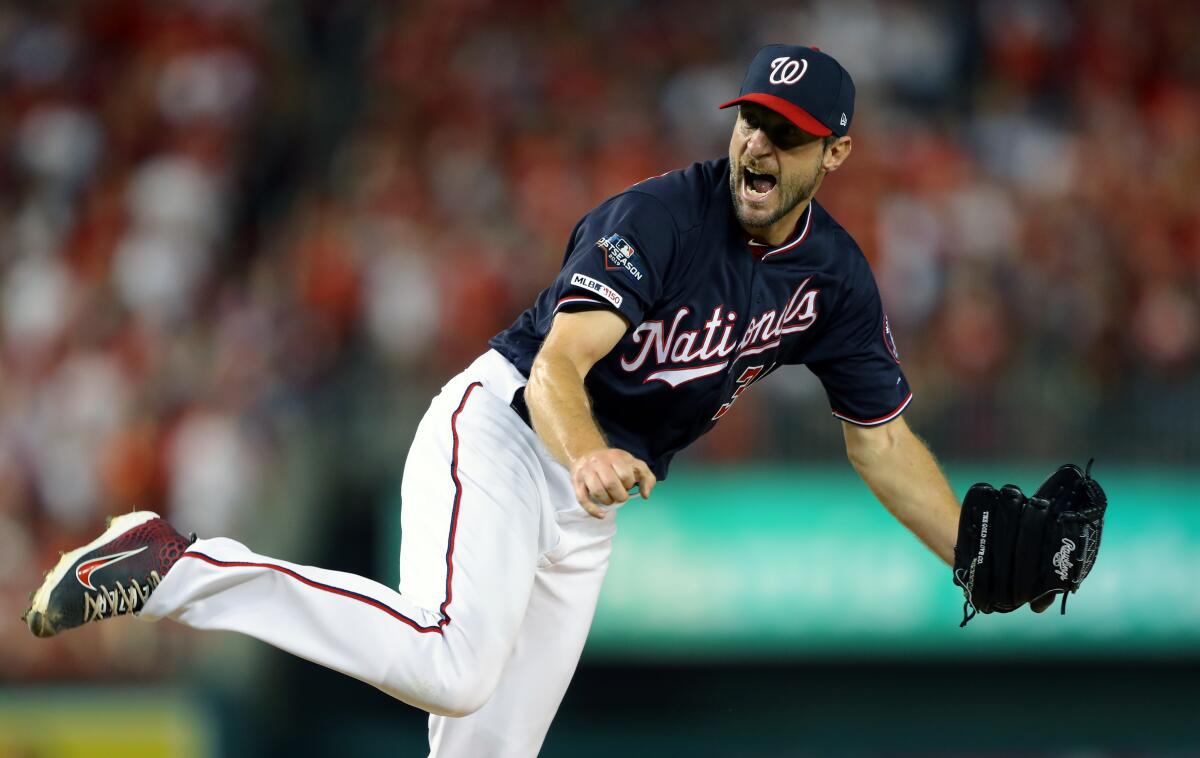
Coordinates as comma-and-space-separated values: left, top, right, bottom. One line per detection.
1, 0, 1197, 679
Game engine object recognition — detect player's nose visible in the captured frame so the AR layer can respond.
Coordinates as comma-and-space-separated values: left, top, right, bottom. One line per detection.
744, 125, 773, 157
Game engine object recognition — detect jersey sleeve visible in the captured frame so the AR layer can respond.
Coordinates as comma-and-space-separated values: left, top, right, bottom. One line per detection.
543, 191, 677, 328
802, 261, 912, 426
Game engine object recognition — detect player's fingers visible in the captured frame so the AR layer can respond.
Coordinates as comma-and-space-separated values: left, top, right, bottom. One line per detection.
573, 470, 609, 517
598, 467, 631, 504
575, 477, 607, 518
613, 461, 638, 492
572, 477, 592, 510
633, 461, 657, 498
583, 470, 614, 506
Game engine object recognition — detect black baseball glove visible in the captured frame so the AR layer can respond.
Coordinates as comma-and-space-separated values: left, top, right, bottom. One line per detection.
952, 461, 1107, 626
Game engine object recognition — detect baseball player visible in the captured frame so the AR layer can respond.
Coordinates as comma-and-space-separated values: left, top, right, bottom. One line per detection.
26, 45, 1091, 757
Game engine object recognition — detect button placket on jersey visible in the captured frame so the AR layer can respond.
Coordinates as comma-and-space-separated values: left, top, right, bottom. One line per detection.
711, 247, 773, 418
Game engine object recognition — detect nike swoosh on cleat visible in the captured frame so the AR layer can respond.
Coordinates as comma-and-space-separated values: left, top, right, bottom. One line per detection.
75, 547, 148, 590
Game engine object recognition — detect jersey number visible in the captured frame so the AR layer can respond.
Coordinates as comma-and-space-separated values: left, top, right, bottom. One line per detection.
712, 365, 764, 420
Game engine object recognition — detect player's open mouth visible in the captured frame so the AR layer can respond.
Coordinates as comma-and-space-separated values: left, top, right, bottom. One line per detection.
742, 167, 777, 201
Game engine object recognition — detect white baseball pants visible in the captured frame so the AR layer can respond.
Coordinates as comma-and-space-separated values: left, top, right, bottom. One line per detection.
140, 350, 619, 757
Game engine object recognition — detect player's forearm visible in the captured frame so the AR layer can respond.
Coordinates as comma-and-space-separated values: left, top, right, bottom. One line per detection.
524, 347, 610, 469
844, 419, 960, 565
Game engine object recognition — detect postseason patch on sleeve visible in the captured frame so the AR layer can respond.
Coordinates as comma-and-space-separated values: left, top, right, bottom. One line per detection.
570, 273, 623, 308
596, 233, 644, 280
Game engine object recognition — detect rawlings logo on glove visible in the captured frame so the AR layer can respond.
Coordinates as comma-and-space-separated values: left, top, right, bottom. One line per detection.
1051, 539, 1075, 581
952, 461, 1107, 627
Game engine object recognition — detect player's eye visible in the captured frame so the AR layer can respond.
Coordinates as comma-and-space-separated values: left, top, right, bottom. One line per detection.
773, 127, 804, 149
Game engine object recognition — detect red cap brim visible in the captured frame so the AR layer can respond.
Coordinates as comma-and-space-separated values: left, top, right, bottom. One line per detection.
719, 93, 833, 137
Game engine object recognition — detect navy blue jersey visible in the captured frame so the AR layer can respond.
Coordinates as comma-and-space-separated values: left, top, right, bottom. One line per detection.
490, 158, 910, 479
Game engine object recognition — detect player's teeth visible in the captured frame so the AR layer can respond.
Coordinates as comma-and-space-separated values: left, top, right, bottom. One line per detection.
743, 168, 775, 195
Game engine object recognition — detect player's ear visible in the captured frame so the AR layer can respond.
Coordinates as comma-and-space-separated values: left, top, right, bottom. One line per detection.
822, 136, 852, 173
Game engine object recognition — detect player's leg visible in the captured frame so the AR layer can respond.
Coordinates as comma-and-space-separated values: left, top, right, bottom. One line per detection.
427, 459, 618, 757
25, 370, 549, 718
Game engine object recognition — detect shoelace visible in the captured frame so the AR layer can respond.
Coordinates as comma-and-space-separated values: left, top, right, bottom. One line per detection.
82, 571, 162, 623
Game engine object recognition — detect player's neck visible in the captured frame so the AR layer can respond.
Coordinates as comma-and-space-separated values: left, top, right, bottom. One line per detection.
744, 198, 813, 247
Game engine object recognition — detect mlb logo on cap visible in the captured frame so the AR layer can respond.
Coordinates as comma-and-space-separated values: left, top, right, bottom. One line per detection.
720, 44, 856, 137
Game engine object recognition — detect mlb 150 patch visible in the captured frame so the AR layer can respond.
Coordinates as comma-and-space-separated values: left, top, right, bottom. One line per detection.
570, 273, 623, 308
596, 234, 644, 280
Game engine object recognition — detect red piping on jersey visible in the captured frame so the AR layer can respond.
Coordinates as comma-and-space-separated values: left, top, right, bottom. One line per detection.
439, 381, 483, 625
177, 381, 485, 635
831, 391, 913, 426
758, 203, 813, 261
554, 295, 606, 313
179, 551, 446, 633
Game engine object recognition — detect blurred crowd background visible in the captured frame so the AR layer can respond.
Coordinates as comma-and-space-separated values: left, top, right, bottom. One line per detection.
1, 0, 1197, 752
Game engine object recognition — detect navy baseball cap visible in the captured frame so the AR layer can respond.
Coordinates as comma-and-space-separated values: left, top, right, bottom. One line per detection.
720, 44, 855, 137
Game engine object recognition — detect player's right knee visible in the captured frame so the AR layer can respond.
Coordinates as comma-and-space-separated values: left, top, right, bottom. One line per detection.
414, 675, 498, 718
383, 663, 501, 718
427, 686, 492, 718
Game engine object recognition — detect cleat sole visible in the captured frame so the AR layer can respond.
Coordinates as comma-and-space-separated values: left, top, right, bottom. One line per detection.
26, 511, 161, 638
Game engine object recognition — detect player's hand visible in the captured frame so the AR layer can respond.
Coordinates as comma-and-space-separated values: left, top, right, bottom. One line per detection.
569, 448, 656, 518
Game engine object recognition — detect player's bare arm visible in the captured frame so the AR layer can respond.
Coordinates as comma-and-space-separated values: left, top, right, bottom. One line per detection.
524, 309, 657, 518
841, 417, 960, 566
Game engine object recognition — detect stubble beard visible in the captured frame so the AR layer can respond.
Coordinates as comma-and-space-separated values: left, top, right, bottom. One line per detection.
730, 162, 821, 232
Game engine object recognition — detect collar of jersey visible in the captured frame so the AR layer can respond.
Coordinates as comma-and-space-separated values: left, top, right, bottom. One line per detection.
746, 202, 813, 262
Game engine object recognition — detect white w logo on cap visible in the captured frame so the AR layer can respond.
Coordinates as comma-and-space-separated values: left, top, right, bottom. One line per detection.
768, 56, 808, 85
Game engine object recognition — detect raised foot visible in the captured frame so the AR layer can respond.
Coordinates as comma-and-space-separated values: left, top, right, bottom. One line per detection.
25, 512, 193, 638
